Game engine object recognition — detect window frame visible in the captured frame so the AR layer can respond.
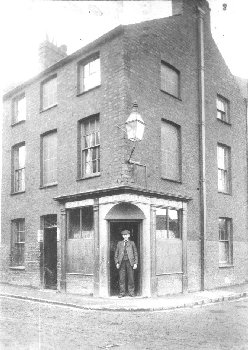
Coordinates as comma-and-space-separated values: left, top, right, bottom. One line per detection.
10, 219, 25, 268
217, 143, 231, 194
78, 54, 101, 94
161, 61, 180, 99
161, 119, 182, 183
218, 217, 233, 266
40, 74, 57, 111
156, 207, 182, 240
11, 142, 26, 194
216, 94, 230, 124
78, 114, 100, 179
40, 130, 58, 188
12, 93, 26, 124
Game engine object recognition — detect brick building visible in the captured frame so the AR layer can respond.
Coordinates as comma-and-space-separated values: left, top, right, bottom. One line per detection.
1, 0, 248, 297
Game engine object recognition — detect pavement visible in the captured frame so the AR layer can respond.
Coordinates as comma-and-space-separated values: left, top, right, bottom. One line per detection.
0, 282, 248, 312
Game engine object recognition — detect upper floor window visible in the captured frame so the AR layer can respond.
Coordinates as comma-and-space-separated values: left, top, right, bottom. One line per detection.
12, 94, 26, 124
161, 120, 181, 182
41, 75, 57, 110
217, 144, 231, 194
12, 143, 25, 193
41, 131, 57, 187
79, 115, 100, 178
219, 217, 233, 266
161, 62, 180, 98
11, 219, 25, 267
217, 95, 230, 123
79, 56, 100, 93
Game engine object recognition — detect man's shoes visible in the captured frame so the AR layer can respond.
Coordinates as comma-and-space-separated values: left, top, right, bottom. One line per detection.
128, 293, 135, 297
118, 294, 125, 298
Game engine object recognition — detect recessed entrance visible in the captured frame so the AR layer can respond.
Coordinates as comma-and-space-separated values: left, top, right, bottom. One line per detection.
109, 221, 141, 296
43, 215, 57, 289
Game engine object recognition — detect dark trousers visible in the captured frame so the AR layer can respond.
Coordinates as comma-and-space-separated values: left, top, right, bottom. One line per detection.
119, 259, 134, 295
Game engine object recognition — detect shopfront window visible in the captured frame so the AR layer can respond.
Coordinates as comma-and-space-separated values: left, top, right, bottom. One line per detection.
67, 206, 94, 274
155, 208, 182, 275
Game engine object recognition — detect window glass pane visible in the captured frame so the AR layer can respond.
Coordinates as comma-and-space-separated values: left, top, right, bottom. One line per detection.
161, 122, 180, 180
80, 115, 100, 177
81, 58, 100, 92
168, 209, 180, 239
69, 209, 81, 239
12, 219, 25, 266
219, 241, 229, 263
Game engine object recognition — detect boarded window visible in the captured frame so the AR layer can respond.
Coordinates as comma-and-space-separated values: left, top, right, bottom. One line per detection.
11, 219, 25, 266
42, 131, 57, 186
161, 121, 180, 181
161, 62, 180, 98
67, 207, 94, 274
155, 208, 182, 275
42, 76, 57, 110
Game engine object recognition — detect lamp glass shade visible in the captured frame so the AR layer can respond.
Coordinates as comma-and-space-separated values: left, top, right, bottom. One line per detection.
125, 111, 145, 142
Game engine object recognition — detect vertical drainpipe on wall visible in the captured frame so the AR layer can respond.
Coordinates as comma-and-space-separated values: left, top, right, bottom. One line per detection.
197, 6, 207, 291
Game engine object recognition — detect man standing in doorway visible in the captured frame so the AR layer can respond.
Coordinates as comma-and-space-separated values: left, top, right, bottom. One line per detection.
115, 229, 138, 297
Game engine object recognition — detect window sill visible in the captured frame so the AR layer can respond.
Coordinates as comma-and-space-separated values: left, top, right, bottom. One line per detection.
11, 190, 25, 196
161, 176, 182, 184
160, 89, 182, 101
40, 104, 58, 113
77, 173, 101, 181
219, 264, 234, 269
40, 183, 58, 189
11, 120, 26, 127
218, 191, 232, 196
77, 84, 101, 97
9, 266, 25, 270
217, 118, 231, 126
66, 273, 93, 276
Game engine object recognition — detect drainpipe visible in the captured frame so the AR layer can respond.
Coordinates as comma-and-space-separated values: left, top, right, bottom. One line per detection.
197, 6, 207, 291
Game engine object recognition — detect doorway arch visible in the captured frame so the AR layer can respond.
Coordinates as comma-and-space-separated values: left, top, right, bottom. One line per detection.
106, 202, 145, 296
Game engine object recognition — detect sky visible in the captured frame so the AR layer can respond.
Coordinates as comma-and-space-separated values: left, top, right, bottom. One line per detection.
0, 0, 248, 95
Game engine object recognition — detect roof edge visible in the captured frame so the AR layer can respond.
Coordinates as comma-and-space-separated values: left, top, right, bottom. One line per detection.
3, 25, 124, 101
54, 185, 192, 203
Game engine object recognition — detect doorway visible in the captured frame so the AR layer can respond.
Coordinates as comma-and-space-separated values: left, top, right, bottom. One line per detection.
109, 221, 141, 296
43, 215, 57, 289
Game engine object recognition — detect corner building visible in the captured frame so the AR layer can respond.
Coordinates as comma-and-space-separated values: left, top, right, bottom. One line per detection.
1, 0, 248, 297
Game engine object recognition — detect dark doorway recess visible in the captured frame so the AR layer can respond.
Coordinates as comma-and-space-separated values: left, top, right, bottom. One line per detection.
109, 221, 141, 296
43, 215, 57, 289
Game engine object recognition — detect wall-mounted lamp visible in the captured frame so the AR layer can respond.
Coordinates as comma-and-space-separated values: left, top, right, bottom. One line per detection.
125, 102, 145, 142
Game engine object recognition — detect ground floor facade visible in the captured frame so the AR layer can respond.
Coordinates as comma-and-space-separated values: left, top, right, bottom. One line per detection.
1, 187, 247, 297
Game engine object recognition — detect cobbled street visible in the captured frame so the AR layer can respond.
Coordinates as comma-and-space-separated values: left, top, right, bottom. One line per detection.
1, 297, 248, 350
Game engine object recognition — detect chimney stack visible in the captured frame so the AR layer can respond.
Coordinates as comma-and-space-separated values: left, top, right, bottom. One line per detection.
39, 39, 68, 70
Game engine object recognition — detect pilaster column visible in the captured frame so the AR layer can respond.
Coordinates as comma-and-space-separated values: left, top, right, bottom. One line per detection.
93, 199, 100, 296
150, 205, 157, 296
60, 207, 67, 291
182, 202, 188, 292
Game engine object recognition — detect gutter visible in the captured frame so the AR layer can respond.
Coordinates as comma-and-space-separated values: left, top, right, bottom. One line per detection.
197, 6, 207, 291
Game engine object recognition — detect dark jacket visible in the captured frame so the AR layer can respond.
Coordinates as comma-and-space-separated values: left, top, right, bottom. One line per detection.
114, 240, 138, 267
